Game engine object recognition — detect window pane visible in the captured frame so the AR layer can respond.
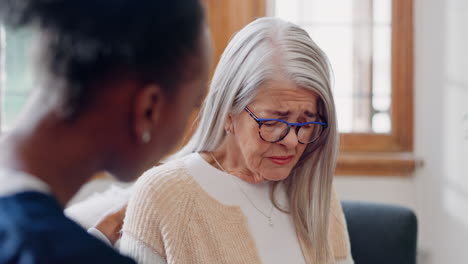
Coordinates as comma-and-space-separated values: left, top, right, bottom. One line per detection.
272, 0, 392, 134
300, 0, 354, 24
305, 25, 355, 133
1, 27, 33, 132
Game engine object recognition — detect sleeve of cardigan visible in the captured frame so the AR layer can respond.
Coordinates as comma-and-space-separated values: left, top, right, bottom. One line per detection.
119, 162, 194, 263
119, 234, 168, 264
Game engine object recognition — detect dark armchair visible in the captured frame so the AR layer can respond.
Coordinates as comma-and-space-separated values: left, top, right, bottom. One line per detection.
341, 201, 418, 264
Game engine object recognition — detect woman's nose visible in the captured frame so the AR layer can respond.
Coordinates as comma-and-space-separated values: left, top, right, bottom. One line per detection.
278, 127, 300, 148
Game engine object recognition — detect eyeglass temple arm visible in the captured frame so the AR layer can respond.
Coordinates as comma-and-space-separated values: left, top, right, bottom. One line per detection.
244, 107, 260, 121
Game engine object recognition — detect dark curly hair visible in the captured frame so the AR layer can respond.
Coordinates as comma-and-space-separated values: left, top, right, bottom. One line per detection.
0, 0, 205, 118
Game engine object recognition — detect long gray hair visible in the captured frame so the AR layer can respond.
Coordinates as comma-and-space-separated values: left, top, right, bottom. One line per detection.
171, 17, 339, 263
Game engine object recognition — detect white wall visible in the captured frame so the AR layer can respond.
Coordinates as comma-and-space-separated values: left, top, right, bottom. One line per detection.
335, 0, 468, 263
334, 177, 417, 209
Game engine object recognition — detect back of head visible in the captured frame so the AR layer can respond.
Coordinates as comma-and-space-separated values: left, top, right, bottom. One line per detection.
0, 0, 204, 118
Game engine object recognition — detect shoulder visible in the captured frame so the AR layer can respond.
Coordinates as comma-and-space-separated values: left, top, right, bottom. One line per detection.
0, 192, 134, 264
124, 157, 199, 229
131, 157, 196, 203
122, 157, 199, 257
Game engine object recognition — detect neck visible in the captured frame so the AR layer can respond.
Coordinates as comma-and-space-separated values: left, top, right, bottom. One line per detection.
206, 139, 265, 184
0, 108, 105, 206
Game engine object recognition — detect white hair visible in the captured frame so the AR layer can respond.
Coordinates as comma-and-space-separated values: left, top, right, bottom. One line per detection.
171, 17, 339, 263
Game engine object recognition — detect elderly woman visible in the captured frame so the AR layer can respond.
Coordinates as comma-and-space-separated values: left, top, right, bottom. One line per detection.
114, 17, 353, 264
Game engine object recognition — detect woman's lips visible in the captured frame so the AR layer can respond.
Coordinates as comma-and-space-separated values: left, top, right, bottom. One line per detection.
268, 156, 294, 165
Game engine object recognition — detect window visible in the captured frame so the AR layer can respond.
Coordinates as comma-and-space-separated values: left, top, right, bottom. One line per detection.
0, 27, 34, 132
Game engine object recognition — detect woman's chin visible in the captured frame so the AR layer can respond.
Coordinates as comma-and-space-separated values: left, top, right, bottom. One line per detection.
264, 169, 291, 181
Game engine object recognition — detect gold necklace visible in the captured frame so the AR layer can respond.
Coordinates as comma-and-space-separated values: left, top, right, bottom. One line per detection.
209, 152, 274, 227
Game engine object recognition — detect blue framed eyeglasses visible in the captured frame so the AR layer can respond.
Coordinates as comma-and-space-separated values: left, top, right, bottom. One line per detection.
244, 107, 328, 144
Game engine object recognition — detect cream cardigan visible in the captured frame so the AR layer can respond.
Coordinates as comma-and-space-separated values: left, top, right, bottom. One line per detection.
121, 157, 352, 264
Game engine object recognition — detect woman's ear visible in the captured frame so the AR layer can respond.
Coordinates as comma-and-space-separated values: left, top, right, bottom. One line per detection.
132, 84, 164, 144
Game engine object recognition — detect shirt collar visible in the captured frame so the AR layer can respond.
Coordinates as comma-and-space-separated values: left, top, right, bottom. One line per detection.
0, 168, 51, 197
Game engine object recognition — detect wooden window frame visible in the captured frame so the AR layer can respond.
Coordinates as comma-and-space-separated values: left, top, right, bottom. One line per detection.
341, 0, 414, 154
201, 0, 418, 176
337, 0, 416, 176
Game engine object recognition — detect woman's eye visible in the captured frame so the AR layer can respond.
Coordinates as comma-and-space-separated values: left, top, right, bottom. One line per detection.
263, 121, 277, 127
